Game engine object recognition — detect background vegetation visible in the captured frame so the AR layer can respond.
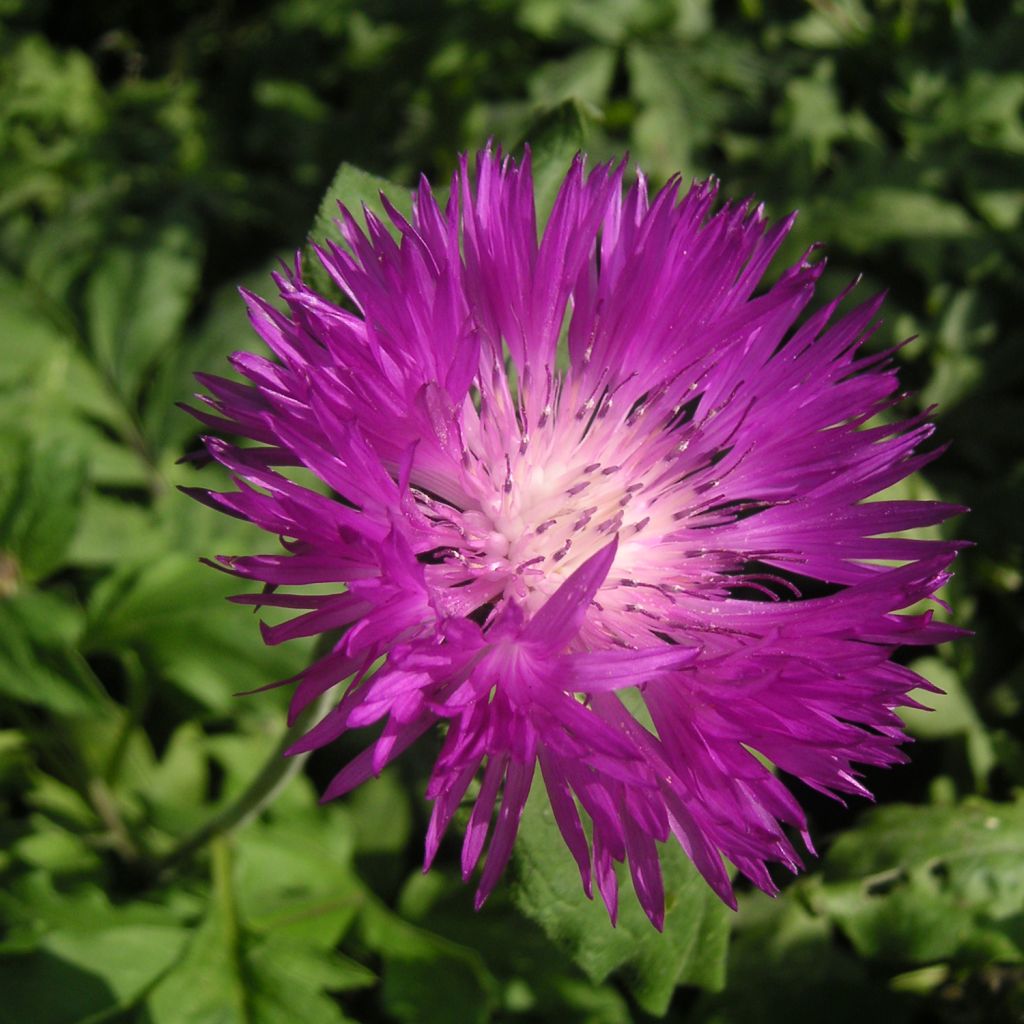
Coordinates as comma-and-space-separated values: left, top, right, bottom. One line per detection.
1, 0, 1022, 1021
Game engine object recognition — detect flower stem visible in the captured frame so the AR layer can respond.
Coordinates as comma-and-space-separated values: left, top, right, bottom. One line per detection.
152, 691, 331, 878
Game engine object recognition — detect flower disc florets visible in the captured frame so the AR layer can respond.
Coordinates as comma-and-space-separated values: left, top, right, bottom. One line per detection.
188, 148, 964, 928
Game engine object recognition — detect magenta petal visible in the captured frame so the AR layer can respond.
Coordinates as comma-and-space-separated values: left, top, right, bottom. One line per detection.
523, 537, 618, 649
539, 750, 593, 898
475, 759, 535, 908
559, 644, 700, 691
623, 820, 665, 931
461, 754, 506, 880
320, 715, 434, 800
424, 761, 478, 871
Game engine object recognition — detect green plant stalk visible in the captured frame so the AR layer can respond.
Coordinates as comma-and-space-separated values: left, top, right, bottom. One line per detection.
154, 689, 333, 878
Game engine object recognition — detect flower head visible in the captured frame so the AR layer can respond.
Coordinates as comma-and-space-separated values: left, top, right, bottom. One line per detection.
188, 149, 963, 928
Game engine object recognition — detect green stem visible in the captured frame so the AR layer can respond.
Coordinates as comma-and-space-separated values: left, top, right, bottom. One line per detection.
210, 836, 252, 1023
152, 690, 332, 878
104, 649, 149, 785
87, 776, 139, 863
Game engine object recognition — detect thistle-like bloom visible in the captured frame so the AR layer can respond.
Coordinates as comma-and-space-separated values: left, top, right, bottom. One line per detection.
188, 150, 963, 928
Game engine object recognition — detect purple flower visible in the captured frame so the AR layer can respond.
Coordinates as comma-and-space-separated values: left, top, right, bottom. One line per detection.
187, 149, 964, 928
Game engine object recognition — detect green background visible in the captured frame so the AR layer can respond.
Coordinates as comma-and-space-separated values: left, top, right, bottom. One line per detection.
1, 1, 1022, 1021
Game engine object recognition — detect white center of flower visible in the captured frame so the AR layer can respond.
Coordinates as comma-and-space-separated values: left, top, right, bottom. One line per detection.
435, 383, 687, 615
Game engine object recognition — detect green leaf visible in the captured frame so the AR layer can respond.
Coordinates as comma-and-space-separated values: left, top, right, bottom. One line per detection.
245, 938, 374, 1019
309, 163, 414, 246
135, 721, 210, 835
11, 817, 101, 875
20, 773, 99, 833
64, 493, 166, 568
0, 926, 187, 1024
0, 877, 189, 1024
519, 99, 589, 228
900, 656, 995, 787
140, 265, 284, 454
0, 263, 153, 505
690, 893, 913, 1024
1, 588, 84, 648
936, 71, 1024, 156
811, 795, 1024, 964
0, 432, 86, 582
144, 871, 248, 1024
147, 837, 365, 1024
777, 59, 852, 170
394, 868, 635, 1024
379, 956, 494, 1024
513, 792, 731, 1015
0, 269, 137, 461
233, 811, 362, 948
899, 660, 973, 739
359, 900, 499, 1024
815, 187, 976, 252
789, 0, 873, 48
84, 553, 311, 710
521, 0, 664, 46
0, 875, 181, 942
347, 766, 413, 856
0, 592, 97, 714
84, 222, 201, 405
0, 728, 30, 788
528, 47, 617, 109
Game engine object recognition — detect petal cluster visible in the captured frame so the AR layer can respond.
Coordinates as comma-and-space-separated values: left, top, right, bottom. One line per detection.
188, 149, 963, 928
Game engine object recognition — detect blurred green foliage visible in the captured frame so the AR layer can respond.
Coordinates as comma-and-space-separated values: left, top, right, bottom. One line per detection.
1, 0, 1022, 1021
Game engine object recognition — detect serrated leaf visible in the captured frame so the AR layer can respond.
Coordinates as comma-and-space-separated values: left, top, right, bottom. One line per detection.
246, 938, 375, 1017
11, 818, 102, 875
0, 432, 86, 581
84, 552, 311, 710
65, 493, 166, 568
0, 875, 188, 1024
84, 223, 201, 405
347, 766, 413, 856
134, 721, 210, 835
359, 900, 499, 1024
900, 657, 977, 739
513, 792, 731, 1015
528, 46, 616, 108
0, 875, 181, 943
309, 163, 414, 247
816, 187, 976, 252
900, 656, 995, 787
233, 811, 362, 948
812, 795, 1024, 964
520, 99, 589, 227
690, 893, 913, 1024
0, 924, 188, 1024
141, 264, 285, 454
393, 868, 636, 1024
0, 592, 97, 714
147, 837, 365, 1024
